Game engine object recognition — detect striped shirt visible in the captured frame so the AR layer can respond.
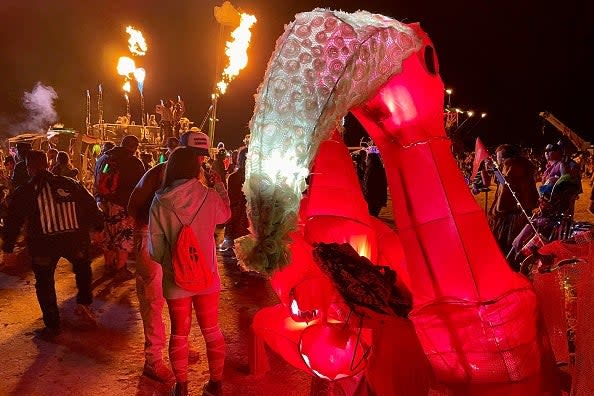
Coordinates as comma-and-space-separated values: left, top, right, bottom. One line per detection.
36, 182, 79, 234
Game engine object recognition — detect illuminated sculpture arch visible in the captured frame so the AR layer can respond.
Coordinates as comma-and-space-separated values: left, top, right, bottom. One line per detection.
240, 8, 554, 394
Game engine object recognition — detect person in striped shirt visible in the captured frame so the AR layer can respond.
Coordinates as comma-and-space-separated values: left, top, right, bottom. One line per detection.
2, 150, 104, 338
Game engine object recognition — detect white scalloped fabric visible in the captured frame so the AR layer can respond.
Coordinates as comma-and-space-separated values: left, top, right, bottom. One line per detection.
241, 8, 422, 272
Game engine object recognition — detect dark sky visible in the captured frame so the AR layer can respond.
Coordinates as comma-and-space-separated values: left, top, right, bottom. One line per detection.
0, 0, 592, 149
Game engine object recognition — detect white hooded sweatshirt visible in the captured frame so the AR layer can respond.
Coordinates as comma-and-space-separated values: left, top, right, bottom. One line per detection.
149, 178, 230, 299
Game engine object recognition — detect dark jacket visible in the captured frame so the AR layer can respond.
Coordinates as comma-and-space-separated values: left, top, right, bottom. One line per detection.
225, 167, 249, 239
11, 160, 29, 189
363, 153, 388, 215
94, 146, 145, 207
128, 162, 166, 227
2, 170, 103, 255
51, 163, 79, 179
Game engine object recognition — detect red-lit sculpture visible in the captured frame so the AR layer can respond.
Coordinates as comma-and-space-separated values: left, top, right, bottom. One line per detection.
239, 8, 556, 395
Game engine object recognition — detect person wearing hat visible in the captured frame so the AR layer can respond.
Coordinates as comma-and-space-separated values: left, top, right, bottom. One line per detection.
127, 129, 214, 385
542, 143, 564, 183
148, 141, 229, 396
12, 142, 32, 189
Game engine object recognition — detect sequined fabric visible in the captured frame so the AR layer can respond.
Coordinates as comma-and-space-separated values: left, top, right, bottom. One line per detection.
243, 9, 422, 272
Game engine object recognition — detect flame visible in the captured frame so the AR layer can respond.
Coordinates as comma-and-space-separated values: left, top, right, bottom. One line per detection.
122, 80, 131, 93
349, 235, 371, 259
216, 12, 257, 95
117, 56, 136, 76
126, 26, 147, 56
133, 67, 146, 83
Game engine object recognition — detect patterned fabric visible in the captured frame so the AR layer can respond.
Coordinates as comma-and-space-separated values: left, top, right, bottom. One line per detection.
243, 9, 422, 271
167, 293, 225, 382
101, 201, 134, 252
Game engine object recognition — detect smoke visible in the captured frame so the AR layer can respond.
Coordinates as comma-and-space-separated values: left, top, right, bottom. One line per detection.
1, 82, 59, 136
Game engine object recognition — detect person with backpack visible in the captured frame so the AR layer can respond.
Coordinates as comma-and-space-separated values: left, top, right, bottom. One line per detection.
2, 150, 104, 338
127, 130, 211, 385
149, 146, 230, 396
94, 135, 145, 276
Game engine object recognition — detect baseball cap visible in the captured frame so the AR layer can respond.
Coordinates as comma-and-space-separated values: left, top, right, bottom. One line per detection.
545, 143, 560, 152
180, 128, 210, 155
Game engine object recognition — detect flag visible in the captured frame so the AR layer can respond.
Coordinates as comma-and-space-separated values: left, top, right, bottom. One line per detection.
470, 137, 490, 180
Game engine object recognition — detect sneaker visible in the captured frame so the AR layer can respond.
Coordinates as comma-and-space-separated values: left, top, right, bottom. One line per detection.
202, 380, 222, 396
142, 361, 175, 384
74, 303, 97, 325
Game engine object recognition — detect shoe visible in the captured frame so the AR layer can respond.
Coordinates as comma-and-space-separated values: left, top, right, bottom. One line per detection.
173, 381, 188, 396
74, 303, 97, 325
33, 326, 61, 340
143, 361, 175, 384
202, 380, 222, 396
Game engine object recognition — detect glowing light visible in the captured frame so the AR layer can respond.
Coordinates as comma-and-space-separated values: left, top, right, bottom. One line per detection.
261, 147, 309, 194
481, 112, 487, 118
467, 110, 474, 117
216, 12, 257, 95
349, 235, 371, 259
123, 80, 131, 93
290, 299, 300, 316
383, 86, 417, 126
133, 67, 146, 84
126, 26, 147, 56
117, 56, 136, 76
445, 88, 453, 95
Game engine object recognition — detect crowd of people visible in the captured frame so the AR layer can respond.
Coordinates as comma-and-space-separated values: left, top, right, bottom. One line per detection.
1, 122, 592, 394
0, 128, 250, 396
466, 141, 586, 269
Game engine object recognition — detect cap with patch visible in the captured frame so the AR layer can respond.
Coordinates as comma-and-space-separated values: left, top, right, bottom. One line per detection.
180, 130, 210, 155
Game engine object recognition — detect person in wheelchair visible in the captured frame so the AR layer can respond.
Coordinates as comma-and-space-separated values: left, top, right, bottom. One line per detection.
511, 173, 582, 270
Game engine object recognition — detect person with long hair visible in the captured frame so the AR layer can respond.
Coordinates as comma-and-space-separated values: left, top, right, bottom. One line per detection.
50, 151, 79, 179
149, 145, 230, 396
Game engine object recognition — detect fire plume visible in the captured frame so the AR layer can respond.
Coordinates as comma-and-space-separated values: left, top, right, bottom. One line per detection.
122, 80, 131, 93
117, 56, 136, 76
216, 13, 257, 95
126, 26, 147, 56
133, 67, 146, 84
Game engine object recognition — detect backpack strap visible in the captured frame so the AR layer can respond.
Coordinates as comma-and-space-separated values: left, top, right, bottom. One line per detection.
170, 190, 209, 227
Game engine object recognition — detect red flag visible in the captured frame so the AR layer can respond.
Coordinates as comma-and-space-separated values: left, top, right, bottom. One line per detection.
470, 137, 490, 180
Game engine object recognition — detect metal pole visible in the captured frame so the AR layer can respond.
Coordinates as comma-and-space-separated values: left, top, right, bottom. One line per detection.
141, 93, 148, 142
209, 95, 218, 148
209, 22, 225, 148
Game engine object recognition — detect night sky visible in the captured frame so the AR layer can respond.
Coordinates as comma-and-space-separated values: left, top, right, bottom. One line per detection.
0, 0, 592, 149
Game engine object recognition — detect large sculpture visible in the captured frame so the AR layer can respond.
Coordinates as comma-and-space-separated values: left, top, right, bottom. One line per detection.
240, 8, 556, 394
